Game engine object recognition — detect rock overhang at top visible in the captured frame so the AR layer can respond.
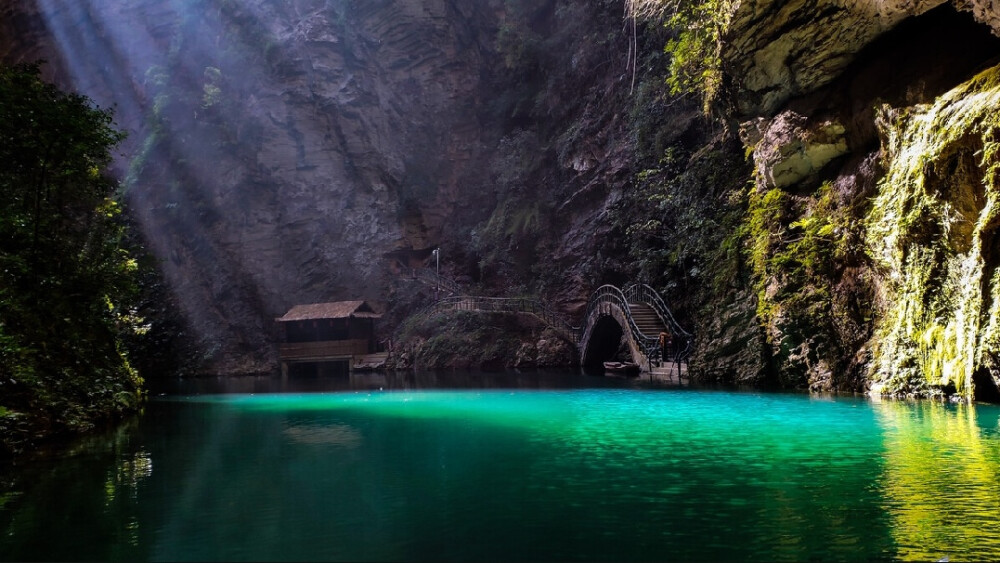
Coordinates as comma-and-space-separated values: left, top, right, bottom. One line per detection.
722, 0, 1000, 118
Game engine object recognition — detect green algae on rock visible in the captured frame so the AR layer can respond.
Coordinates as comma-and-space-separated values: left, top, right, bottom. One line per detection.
866, 64, 1000, 397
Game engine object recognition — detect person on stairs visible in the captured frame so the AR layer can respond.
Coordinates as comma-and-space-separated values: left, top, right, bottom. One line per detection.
658, 331, 672, 367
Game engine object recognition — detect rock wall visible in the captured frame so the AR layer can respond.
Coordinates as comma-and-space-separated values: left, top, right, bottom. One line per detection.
723, 0, 1000, 118
865, 66, 1000, 397
0, 0, 497, 372
0, 0, 635, 374
721, 0, 1000, 396
8, 0, 1000, 394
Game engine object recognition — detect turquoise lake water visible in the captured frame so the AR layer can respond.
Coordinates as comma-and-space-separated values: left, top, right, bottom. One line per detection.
2, 372, 1000, 561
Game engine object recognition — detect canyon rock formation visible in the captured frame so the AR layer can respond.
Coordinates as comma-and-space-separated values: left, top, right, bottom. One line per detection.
0, 0, 634, 373
726, 0, 1000, 394
3, 0, 1000, 396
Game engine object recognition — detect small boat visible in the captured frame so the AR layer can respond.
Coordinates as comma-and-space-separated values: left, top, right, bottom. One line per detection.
603, 361, 640, 375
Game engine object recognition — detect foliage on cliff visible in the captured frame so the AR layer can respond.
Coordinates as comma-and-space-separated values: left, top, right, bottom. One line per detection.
609, 142, 747, 311
620, 2, 1000, 398
0, 63, 144, 455
865, 64, 1000, 397
627, 0, 734, 113
741, 181, 874, 390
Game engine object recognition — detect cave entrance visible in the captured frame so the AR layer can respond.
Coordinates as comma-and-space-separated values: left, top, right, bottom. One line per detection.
582, 316, 625, 367
827, 3, 1000, 154
849, 3, 1000, 107
972, 368, 1000, 404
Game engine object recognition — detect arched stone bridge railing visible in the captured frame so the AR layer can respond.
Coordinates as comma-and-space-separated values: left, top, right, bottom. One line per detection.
578, 284, 693, 370
398, 283, 691, 372
579, 285, 646, 369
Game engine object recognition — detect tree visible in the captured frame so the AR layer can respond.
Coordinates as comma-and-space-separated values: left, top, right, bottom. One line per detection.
627, 0, 735, 114
0, 63, 143, 454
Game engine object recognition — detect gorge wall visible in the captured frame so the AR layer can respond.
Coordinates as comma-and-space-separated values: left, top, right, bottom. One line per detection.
3, 0, 1000, 397
718, 0, 1000, 397
0, 0, 637, 374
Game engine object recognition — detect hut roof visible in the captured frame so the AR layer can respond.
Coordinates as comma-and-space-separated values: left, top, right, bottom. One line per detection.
276, 300, 381, 322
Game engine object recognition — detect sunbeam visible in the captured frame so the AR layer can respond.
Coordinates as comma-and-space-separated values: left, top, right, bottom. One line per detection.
24, 0, 484, 372
2, 0, 579, 382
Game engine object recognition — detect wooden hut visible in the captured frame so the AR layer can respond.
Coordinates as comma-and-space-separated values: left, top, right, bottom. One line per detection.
276, 300, 381, 375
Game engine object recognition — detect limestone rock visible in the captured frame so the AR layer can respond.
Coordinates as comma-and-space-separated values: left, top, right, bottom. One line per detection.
749, 111, 849, 190
514, 342, 538, 369
961, 0, 1000, 36
0, 0, 498, 373
0, 0, 635, 374
535, 330, 577, 367
690, 288, 768, 384
724, 0, 950, 116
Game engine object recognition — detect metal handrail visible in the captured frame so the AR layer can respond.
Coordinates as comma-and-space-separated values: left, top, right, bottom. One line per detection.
413, 270, 462, 297
582, 285, 661, 366
432, 296, 579, 342
391, 281, 693, 368
623, 284, 690, 337
623, 283, 692, 365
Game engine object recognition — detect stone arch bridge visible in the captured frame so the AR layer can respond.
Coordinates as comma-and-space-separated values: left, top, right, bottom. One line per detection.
414, 282, 692, 372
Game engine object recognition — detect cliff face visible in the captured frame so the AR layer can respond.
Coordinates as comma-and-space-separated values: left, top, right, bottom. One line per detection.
4, 0, 1000, 395
725, 0, 950, 117
718, 0, 1000, 396
0, 0, 635, 374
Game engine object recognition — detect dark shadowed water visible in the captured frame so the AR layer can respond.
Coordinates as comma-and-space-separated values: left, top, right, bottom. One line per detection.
2, 370, 1000, 561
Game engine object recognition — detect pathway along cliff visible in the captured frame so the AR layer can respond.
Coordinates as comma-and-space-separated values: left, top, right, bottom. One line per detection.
389, 283, 691, 374
2, 0, 1000, 404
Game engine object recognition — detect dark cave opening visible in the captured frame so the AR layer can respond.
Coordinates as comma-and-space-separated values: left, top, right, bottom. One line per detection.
850, 3, 1000, 103
801, 4, 1000, 155
582, 315, 625, 366
973, 367, 1000, 404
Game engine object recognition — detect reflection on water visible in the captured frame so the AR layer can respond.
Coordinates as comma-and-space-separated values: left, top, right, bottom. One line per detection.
873, 399, 1000, 561
3, 373, 1000, 561
145, 368, 678, 396
283, 423, 362, 448
0, 418, 156, 561
108, 451, 153, 497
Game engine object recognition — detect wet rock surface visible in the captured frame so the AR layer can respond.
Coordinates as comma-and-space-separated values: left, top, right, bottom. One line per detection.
0, 0, 633, 374
4, 0, 1000, 396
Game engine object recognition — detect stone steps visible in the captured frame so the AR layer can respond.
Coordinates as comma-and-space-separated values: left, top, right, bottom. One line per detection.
649, 362, 687, 381
629, 303, 667, 336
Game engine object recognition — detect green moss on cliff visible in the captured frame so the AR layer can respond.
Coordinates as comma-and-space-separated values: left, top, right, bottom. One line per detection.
742, 180, 858, 389
627, 0, 735, 113
866, 64, 1000, 397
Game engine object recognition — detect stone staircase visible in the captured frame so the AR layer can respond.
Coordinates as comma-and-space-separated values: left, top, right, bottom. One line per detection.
650, 361, 687, 380
629, 302, 688, 370
628, 303, 667, 338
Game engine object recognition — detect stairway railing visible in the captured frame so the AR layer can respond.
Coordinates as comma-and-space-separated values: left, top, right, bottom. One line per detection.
623, 283, 693, 365
581, 285, 661, 367
392, 279, 692, 369
431, 296, 579, 342
413, 270, 462, 297
623, 284, 689, 337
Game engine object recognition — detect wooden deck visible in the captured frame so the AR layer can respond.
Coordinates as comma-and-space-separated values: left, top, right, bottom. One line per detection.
278, 339, 371, 363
